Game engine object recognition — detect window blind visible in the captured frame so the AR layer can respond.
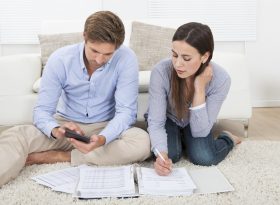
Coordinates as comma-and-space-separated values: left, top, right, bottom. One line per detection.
0, 0, 256, 43
148, 0, 256, 41
0, 0, 40, 44
0, 0, 102, 44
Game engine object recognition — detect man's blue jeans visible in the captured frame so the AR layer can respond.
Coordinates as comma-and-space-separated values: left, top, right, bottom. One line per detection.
165, 118, 234, 166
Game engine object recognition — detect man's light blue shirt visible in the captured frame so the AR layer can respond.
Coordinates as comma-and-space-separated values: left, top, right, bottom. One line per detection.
33, 42, 139, 144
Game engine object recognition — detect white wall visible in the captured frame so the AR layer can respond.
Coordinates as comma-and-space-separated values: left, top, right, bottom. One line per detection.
245, 0, 280, 107
0, 0, 279, 107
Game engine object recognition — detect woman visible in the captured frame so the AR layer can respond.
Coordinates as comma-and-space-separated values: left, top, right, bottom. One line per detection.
147, 22, 241, 176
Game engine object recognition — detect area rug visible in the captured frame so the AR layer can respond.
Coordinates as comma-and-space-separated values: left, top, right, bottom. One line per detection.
1, 140, 280, 205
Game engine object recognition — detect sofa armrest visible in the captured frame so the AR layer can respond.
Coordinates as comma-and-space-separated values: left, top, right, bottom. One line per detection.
213, 52, 252, 121
0, 54, 41, 126
0, 54, 42, 95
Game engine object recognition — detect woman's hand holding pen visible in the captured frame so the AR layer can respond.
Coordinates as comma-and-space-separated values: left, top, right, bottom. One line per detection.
154, 151, 172, 176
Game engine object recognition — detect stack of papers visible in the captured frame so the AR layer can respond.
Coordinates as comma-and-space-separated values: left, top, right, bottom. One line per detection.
75, 166, 137, 198
31, 165, 234, 198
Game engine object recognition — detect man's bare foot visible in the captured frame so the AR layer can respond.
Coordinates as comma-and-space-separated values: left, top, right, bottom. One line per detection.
222, 131, 242, 145
25, 150, 71, 166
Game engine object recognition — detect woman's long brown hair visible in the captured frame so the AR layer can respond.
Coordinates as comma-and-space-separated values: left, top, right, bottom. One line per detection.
171, 22, 214, 119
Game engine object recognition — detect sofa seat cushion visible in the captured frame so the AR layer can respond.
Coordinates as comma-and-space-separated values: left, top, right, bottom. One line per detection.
0, 94, 38, 125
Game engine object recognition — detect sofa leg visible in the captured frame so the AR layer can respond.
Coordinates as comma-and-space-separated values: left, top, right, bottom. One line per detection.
243, 119, 249, 138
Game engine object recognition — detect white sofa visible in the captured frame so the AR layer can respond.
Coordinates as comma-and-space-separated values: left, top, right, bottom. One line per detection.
0, 21, 252, 134
0, 54, 41, 126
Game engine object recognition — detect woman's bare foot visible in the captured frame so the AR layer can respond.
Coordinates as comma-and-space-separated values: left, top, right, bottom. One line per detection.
222, 131, 242, 145
25, 150, 71, 166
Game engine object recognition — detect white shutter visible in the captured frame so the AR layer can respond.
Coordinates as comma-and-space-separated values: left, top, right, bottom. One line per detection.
0, 0, 256, 43
0, 0, 102, 44
148, 0, 256, 41
0, 0, 40, 44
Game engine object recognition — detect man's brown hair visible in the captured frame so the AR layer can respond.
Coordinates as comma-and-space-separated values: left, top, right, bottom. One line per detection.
84, 11, 125, 49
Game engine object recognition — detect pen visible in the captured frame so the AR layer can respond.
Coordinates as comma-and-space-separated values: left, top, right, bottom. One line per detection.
154, 148, 166, 162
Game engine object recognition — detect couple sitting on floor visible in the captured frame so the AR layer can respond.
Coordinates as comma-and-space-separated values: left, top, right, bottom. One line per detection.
0, 10, 241, 187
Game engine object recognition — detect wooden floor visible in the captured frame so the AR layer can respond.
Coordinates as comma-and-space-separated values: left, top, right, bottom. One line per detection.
214, 107, 280, 141
1, 108, 280, 140
248, 107, 280, 140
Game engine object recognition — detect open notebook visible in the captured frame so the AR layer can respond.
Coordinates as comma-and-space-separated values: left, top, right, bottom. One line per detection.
75, 165, 196, 198
32, 165, 233, 198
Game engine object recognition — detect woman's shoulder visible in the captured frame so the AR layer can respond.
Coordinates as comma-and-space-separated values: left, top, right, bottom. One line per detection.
210, 61, 231, 84
151, 58, 173, 78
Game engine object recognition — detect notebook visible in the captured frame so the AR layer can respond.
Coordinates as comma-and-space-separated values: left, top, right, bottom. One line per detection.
75, 165, 196, 198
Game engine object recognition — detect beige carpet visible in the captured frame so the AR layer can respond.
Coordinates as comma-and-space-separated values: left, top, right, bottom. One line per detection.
1, 140, 280, 205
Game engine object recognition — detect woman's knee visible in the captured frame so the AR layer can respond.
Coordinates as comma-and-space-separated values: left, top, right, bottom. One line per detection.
188, 150, 217, 166
168, 150, 182, 163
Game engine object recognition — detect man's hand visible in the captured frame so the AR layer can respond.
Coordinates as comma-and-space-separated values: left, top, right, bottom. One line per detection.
51, 122, 106, 153
69, 134, 106, 154
154, 152, 173, 176
51, 122, 85, 139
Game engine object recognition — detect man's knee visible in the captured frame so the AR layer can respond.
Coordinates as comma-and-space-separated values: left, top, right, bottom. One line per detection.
122, 127, 151, 161
132, 128, 151, 161
3, 125, 41, 138
0, 125, 34, 145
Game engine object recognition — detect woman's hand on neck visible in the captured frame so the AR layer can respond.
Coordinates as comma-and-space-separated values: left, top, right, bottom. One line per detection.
191, 65, 213, 107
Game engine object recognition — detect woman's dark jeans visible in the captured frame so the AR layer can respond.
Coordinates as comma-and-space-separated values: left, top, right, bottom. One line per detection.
165, 118, 234, 166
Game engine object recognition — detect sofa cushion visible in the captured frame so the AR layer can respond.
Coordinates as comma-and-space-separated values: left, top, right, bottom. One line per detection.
32, 78, 41, 93
129, 21, 176, 71
38, 32, 83, 69
139, 71, 151, 93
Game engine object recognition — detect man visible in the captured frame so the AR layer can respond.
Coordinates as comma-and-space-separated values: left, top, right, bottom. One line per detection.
0, 11, 151, 186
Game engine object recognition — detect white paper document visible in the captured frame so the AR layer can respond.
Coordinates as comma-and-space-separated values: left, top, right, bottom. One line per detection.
137, 167, 196, 196
32, 167, 79, 194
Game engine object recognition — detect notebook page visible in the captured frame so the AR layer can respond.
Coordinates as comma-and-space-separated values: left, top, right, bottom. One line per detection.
137, 167, 196, 196
75, 165, 136, 198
